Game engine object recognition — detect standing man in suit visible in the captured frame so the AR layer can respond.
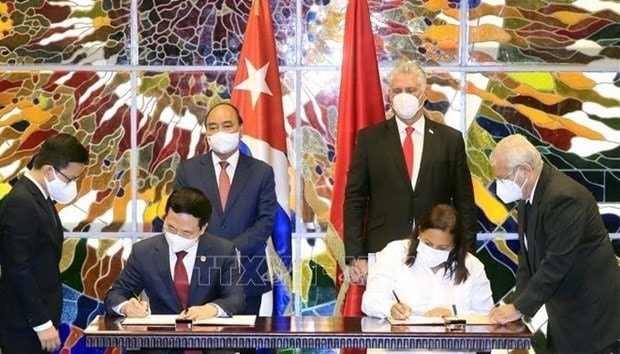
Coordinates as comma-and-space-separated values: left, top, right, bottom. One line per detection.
174, 103, 276, 315
104, 187, 245, 319
344, 61, 477, 284
0, 133, 89, 354
488, 134, 620, 353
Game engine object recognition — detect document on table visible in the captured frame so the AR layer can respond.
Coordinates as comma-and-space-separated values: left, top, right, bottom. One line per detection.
388, 314, 494, 325
122, 315, 256, 326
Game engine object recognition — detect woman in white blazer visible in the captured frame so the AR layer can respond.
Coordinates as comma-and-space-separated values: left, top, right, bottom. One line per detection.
363, 203, 493, 318
362, 204, 494, 354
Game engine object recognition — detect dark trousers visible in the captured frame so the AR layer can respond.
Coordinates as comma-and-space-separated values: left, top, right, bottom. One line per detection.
0, 328, 46, 354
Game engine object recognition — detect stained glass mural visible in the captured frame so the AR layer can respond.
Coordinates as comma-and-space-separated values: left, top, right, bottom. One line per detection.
0, 0, 129, 65
0, 0, 618, 353
138, 0, 296, 65
470, 0, 620, 65
304, 0, 463, 65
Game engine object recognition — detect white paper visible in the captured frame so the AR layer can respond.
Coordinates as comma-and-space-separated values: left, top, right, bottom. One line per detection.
122, 314, 177, 325
122, 315, 257, 326
194, 315, 256, 326
388, 314, 494, 325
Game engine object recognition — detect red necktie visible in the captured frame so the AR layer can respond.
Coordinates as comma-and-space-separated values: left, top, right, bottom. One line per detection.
219, 161, 230, 210
175, 251, 201, 354
403, 127, 414, 179
174, 251, 189, 308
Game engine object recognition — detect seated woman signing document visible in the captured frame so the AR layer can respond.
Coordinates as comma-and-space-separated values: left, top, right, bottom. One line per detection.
362, 204, 493, 321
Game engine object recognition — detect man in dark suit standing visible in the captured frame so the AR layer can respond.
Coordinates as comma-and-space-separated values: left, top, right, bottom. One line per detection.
174, 103, 276, 315
0, 133, 89, 354
105, 187, 245, 321
488, 134, 620, 353
344, 61, 477, 284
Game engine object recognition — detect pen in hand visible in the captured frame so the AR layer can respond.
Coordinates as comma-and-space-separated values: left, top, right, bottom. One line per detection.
392, 290, 401, 304
132, 291, 149, 314
452, 304, 458, 316
391, 290, 411, 320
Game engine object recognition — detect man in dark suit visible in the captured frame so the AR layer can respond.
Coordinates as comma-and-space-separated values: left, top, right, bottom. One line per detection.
0, 133, 89, 354
489, 134, 620, 353
105, 187, 245, 320
174, 102, 276, 315
344, 61, 477, 284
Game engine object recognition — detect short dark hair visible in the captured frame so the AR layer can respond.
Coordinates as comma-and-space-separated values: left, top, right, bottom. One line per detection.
165, 187, 212, 228
206, 102, 244, 125
33, 133, 89, 170
405, 204, 470, 285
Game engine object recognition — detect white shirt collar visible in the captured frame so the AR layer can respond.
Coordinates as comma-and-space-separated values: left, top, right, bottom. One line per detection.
395, 115, 425, 135
211, 149, 240, 170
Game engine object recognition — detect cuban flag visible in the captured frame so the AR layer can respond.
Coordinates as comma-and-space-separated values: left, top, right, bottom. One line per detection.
230, 0, 292, 316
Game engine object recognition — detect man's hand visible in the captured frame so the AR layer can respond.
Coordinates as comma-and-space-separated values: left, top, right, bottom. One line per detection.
37, 326, 61, 352
489, 304, 522, 324
424, 307, 452, 318
390, 303, 412, 320
182, 304, 219, 321
348, 259, 368, 285
121, 297, 150, 317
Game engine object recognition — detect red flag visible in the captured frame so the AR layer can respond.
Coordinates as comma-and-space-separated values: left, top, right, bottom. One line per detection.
231, 0, 292, 315
326, 0, 385, 316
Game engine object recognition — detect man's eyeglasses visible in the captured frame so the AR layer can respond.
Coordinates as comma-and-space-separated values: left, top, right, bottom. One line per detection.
163, 224, 200, 239
499, 166, 520, 181
54, 168, 79, 183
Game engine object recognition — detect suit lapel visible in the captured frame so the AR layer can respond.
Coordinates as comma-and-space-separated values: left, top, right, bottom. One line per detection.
22, 178, 63, 252
201, 153, 223, 214
154, 237, 182, 310
384, 119, 413, 193
518, 200, 533, 275
188, 237, 209, 304
224, 154, 252, 214
414, 118, 435, 192
527, 201, 538, 271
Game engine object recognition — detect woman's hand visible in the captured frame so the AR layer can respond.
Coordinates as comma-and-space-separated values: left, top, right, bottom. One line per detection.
390, 303, 412, 320
424, 307, 452, 317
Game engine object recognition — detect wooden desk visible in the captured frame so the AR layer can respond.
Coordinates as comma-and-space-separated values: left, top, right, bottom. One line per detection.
85, 315, 531, 350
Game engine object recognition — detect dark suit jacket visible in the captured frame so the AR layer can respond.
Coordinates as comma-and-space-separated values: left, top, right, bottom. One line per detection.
0, 177, 64, 331
344, 117, 477, 258
104, 234, 245, 316
513, 164, 620, 352
174, 151, 276, 296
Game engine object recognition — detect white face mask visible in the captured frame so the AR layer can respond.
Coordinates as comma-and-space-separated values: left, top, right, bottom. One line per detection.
208, 131, 240, 155
417, 241, 450, 267
45, 169, 78, 204
164, 231, 199, 253
392, 93, 421, 120
496, 168, 528, 204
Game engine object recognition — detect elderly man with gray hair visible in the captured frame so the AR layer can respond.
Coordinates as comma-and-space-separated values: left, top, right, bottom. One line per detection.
488, 134, 620, 354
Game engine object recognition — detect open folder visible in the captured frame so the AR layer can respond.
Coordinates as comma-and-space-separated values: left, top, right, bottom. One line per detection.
388, 315, 494, 326
122, 314, 257, 326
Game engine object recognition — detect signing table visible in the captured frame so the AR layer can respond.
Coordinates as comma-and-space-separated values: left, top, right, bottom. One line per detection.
85, 315, 531, 351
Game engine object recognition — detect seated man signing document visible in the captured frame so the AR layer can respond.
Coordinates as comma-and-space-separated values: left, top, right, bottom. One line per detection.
362, 204, 493, 321
105, 187, 245, 320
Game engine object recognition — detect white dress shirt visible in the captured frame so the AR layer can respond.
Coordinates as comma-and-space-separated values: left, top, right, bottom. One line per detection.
362, 239, 493, 318
362, 239, 494, 354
